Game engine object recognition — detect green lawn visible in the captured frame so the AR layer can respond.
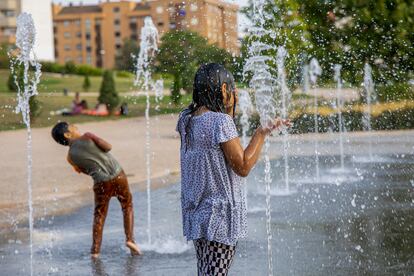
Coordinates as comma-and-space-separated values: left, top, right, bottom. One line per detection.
0, 93, 191, 131
0, 70, 173, 94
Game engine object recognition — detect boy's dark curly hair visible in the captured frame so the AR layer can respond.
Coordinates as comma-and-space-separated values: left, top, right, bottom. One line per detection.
51, 122, 70, 146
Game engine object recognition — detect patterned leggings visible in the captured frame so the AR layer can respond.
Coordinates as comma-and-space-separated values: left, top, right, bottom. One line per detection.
194, 239, 237, 276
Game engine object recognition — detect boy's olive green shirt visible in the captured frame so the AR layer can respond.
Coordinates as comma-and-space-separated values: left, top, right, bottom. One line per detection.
69, 138, 122, 184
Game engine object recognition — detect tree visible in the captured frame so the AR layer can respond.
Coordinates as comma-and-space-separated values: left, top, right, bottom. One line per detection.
98, 70, 120, 112
83, 75, 91, 92
156, 30, 237, 104
242, 0, 414, 85
115, 39, 139, 71
0, 43, 10, 69
242, 0, 311, 87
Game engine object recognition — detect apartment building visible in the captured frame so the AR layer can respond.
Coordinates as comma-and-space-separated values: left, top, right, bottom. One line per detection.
0, 0, 54, 61
52, 0, 239, 69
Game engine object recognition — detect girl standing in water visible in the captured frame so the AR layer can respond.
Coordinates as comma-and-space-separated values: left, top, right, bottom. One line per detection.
176, 63, 290, 275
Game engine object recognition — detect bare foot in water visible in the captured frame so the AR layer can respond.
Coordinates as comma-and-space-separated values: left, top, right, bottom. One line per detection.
126, 241, 142, 256
91, 253, 100, 259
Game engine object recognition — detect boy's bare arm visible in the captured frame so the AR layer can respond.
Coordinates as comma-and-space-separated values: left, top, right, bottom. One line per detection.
67, 154, 83, 174
84, 132, 112, 152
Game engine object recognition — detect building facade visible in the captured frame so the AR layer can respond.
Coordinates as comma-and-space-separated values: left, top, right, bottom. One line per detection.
52, 0, 239, 69
0, 0, 55, 61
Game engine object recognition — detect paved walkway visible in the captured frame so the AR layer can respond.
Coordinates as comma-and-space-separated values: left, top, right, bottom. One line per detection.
0, 115, 181, 228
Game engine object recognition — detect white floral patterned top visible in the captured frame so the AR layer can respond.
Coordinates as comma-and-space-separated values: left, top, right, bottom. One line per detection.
177, 110, 247, 246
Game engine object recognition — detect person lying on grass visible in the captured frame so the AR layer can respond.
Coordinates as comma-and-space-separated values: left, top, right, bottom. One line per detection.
51, 122, 142, 259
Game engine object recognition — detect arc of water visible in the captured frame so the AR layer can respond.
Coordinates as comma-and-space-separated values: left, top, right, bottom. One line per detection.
309, 58, 322, 182
363, 63, 375, 161
334, 65, 345, 171
10, 12, 42, 276
276, 46, 291, 192
134, 17, 159, 245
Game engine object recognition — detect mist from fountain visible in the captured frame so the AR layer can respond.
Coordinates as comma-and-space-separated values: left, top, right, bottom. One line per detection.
134, 17, 159, 245
334, 64, 345, 171
363, 63, 376, 161
9, 12, 42, 276
309, 58, 322, 182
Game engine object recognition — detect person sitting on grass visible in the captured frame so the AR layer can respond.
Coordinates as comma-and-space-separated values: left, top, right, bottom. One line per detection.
51, 122, 142, 258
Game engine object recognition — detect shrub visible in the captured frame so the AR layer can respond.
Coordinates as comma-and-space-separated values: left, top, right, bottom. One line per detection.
377, 83, 413, 102
82, 75, 91, 92
76, 64, 102, 76
98, 70, 119, 111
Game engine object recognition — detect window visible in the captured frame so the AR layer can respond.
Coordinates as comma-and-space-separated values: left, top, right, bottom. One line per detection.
169, 23, 176, 29
64, 44, 71, 51
77, 56, 83, 63
115, 44, 122, 50
86, 55, 92, 65
3, 10, 15, 17
64, 20, 70, 27
130, 34, 138, 41
114, 19, 120, 25
76, 44, 82, 51
190, 4, 198, 12
86, 46, 92, 53
115, 31, 121, 37
3, 28, 15, 36
85, 19, 91, 29
191, 18, 198, 26
75, 20, 81, 26
65, 57, 72, 62
64, 32, 71, 38
76, 32, 82, 38
113, 7, 120, 13
157, 22, 164, 27
85, 33, 91, 40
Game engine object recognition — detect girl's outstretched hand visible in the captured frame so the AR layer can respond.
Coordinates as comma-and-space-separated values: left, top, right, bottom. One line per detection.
259, 118, 292, 135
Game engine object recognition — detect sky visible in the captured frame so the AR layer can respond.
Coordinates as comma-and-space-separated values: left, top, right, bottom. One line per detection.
52, 0, 251, 35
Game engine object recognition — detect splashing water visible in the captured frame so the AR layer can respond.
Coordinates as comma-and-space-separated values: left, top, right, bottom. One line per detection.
334, 64, 345, 171
276, 46, 291, 191
309, 58, 322, 182
238, 89, 253, 201
363, 63, 376, 161
243, 1, 277, 274
134, 17, 159, 245
9, 12, 42, 276
303, 64, 310, 94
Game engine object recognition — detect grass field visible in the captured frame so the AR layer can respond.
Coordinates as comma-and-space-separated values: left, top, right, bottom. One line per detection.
0, 93, 192, 131
0, 69, 173, 94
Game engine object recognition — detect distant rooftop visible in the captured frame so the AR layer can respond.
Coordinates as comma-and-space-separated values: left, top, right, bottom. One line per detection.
59, 5, 102, 15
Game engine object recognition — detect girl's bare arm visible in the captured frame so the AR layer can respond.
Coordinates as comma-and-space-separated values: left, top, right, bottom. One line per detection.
221, 118, 290, 177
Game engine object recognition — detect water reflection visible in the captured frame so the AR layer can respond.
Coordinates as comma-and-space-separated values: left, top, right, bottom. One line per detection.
91, 256, 140, 276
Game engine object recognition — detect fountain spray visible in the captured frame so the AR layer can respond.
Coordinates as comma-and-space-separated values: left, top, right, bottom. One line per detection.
363, 63, 376, 161
276, 46, 291, 192
309, 58, 322, 182
243, 0, 279, 274
9, 13, 42, 276
134, 17, 159, 245
334, 64, 345, 171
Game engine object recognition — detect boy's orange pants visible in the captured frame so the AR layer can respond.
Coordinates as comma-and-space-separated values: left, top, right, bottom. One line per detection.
91, 170, 134, 254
